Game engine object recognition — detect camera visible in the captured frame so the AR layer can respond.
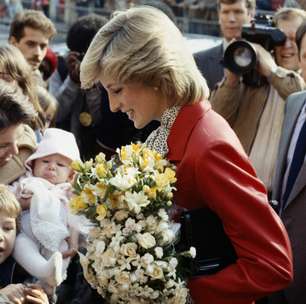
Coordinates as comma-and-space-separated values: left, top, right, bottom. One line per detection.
222, 14, 286, 87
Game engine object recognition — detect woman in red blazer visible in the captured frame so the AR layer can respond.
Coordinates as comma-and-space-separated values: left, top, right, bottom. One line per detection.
80, 6, 293, 304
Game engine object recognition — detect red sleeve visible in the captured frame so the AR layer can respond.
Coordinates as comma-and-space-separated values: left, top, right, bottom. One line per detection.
189, 141, 293, 304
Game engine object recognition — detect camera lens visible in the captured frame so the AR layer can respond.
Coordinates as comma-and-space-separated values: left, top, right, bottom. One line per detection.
222, 40, 257, 75
233, 47, 253, 68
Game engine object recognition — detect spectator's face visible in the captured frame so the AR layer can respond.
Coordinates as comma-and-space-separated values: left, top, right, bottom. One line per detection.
10, 27, 49, 71
0, 124, 22, 167
0, 212, 17, 264
218, 0, 252, 42
299, 32, 306, 82
100, 76, 168, 129
33, 153, 72, 184
275, 17, 304, 71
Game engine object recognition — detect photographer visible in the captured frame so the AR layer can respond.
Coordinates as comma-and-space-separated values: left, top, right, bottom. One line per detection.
194, 0, 255, 91
210, 7, 306, 193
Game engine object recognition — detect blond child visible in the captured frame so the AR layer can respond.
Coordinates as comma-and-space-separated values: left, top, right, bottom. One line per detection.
0, 184, 49, 303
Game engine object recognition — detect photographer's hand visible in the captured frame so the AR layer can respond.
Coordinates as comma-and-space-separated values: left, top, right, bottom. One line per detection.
252, 43, 277, 78
224, 68, 240, 88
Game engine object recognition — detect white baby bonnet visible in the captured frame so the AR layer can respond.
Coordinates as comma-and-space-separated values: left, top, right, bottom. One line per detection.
26, 128, 80, 168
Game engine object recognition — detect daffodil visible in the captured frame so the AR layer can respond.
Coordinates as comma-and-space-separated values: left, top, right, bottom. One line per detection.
70, 195, 87, 212
96, 163, 107, 178
164, 168, 177, 184
96, 204, 107, 220
71, 160, 83, 172
81, 187, 97, 205
95, 153, 106, 163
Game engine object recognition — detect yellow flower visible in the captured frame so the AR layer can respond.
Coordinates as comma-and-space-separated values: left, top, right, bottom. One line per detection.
156, 173, 169, 189
95, 153, 106, 163
153, 151, 162, 161
164, 168, 177, 184
95, 182, 107, 198
131, 143, 141, 154
71, 160, 83, 172
120, 146, 128, 161
81, 187, 97, 205
96, 163, 107, 178
109, 192, 123, 209
70, 195, 87, 212
143, 185, 157, 199
96, 204, 107, 219
139, 156, 149, 171
84, 159, 93, 171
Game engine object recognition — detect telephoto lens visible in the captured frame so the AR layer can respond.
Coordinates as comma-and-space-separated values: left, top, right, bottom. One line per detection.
222, 40, 257, 75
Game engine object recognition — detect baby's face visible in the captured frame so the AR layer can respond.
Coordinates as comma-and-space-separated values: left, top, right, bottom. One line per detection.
33, 153, 72, 184
0, 212, 17, 264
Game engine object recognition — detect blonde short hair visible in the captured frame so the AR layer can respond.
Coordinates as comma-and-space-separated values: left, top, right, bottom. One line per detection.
80, 6, 209, 105
0, 184, 21, 218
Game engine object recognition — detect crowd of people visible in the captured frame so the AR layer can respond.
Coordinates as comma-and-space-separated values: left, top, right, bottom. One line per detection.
0, 0, 306, 303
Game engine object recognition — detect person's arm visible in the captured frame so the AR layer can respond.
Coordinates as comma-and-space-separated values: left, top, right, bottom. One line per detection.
253, 43, 305, 99
24, 284, 49, 304
0, 284, 25, 304
210, 70, 244, 125
48, 70, 63, 96
55, 76, 80, 124
62, 226, 79, 259
189, 141, 293, 302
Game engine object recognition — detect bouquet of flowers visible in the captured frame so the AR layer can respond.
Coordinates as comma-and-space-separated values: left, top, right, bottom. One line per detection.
70, 143, 195, 304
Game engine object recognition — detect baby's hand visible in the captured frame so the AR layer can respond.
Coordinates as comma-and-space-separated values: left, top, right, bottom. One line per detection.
20, 189, 33, 199
62, 247, 77, 259
0, 283, 26, 304
18, 189, 33, 210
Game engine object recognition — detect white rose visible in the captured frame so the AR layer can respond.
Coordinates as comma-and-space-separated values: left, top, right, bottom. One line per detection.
114, 210, 129, 222
146, 215, 158, 230
141, 253, 154, 265
101, 248, 116, 267
147, 264, 164, 280
160, 229, 175, 245
115, 271, 130, 286
167, 287, 188, 304
137, 233, 156, 249
95, 240, 105, 255
154, 247, 163, 259
120, 243, 138, 258
158, 209, 169, 221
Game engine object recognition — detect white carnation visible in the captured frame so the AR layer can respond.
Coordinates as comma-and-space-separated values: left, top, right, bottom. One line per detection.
137, 233, 156, 249
154, 247, 163, 259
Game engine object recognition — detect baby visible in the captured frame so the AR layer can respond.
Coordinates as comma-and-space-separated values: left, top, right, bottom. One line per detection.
11, 128, 81, 291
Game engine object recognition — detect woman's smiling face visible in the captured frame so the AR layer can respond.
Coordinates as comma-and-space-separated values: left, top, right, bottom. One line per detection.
99, 76, 169, 129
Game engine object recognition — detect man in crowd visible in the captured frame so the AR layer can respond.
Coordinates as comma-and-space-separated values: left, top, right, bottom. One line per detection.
8, 9, 56, 86
270, 21, 306, 304
210, 8, 306, 194
194, 0, 255, 90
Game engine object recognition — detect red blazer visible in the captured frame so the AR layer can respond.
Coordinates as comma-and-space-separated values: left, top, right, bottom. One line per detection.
167, 101, 293, 304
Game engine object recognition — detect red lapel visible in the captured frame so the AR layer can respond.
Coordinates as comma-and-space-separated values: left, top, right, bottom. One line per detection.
167, 101, 211, 162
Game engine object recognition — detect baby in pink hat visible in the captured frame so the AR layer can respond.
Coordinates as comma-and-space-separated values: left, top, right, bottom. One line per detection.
10, 128, 81, 293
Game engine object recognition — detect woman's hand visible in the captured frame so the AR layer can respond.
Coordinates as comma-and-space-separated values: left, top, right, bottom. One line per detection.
1, 283, 26, 304
24, 285, 49, 304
